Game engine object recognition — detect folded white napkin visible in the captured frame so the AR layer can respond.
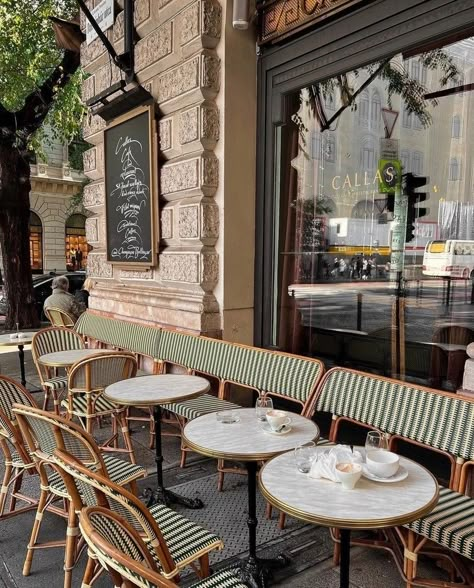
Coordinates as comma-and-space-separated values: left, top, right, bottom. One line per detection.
309, 445, 363, 482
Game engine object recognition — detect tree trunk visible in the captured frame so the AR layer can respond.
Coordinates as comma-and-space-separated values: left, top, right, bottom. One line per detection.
0, 144, 39, 330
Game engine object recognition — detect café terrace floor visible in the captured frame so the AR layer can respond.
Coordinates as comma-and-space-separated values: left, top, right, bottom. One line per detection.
0, 343, 445, 588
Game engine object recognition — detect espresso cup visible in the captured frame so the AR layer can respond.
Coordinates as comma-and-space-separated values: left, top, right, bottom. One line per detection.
335, 462, 362, 490
266, 409, 291, 431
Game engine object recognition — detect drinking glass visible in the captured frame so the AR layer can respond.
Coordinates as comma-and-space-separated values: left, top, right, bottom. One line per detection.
255, 395, 273, 421
365, 431, 388, 455
294, 441, 317, 473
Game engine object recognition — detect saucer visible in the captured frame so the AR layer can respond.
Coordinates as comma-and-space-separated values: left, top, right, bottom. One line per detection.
362, 464, 408, 483
260, 422, 292, 436
217, 415, 240, 424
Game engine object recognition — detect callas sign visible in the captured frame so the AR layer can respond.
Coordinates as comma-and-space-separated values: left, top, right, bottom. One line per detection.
378, 159, 401, 193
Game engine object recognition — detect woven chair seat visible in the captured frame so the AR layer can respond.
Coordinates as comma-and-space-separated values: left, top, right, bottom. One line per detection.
61, 394, 119, 416
149, 503, 222, 569
189, 570, 247, 588
43, 376, 68, 391
162, 394, 241, 421
4, 447, 35, 469
405, 487, 474, 561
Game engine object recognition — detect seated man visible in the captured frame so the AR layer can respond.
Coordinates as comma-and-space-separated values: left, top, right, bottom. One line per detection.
43, 276, 85, 322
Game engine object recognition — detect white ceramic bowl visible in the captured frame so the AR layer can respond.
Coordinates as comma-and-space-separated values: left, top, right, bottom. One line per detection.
335, 462, 362, 490
366, 450, 400, 478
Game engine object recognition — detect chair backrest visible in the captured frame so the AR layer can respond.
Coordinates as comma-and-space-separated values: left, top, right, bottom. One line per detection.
44, 307, 76, 328
13, 404, 108, 489
67, 351, 137, 393
79, 506, 177, 588
52, 449, 176, 576
31, 327, 85, 385
0, 376, 37, 466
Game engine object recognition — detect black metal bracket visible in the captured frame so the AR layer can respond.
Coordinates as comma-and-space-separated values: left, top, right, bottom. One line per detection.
76, 0, 135, 84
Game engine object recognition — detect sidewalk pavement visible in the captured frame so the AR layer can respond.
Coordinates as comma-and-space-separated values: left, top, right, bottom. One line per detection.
0, 346, 437, 587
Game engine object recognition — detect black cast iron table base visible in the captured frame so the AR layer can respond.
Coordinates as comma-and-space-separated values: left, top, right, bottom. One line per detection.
230, 553, 291, 588
143, 405, 204, 510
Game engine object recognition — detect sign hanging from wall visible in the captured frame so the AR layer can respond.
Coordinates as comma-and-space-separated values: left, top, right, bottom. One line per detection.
86, 0, 114, 45
104, 104, 158, 266
259, 0, 365, 45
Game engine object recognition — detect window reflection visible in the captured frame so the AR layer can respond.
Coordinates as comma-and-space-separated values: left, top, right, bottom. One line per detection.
273, 37, 474, 393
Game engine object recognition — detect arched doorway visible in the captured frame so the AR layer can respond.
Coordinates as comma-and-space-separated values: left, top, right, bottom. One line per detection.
29, 211, 43, 274
65, 213, 88, 270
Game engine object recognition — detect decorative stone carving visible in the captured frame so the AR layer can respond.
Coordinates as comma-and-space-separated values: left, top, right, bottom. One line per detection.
159, 0, 173, 8
119, 269, 154, 280
81, 35, 107, 67
83, 147, 96, 174
202, 154, 218, 189
202, 53, 220, 91
161, 208, 173, 239
83, 182, 105, 208
160, 253, 199, 283
201, 104, 219, 143
83, 144, 104, 179
95, 62, 122, 96
157, 57, 200, 103
201, 202, 219, 238
82, 75, 95, 103
179, 107, 199, 145
114, 0, 151, 41
181, 3, 200, 46
202, 252, 219, 285
83, 113, 106, 140
85, 217, 99, 243
135, 22, 173, 72
179, 205, 199, 238
161, 159, 199, 195
159, 119, 172, 151
87, 253, 113, 278
202, 0, 222, 40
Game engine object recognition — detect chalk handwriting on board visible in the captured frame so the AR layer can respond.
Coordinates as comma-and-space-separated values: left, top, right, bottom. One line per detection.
110, 135, 152, 261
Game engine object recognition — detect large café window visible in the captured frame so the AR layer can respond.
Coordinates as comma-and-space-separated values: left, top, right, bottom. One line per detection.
272, 36, 474, 393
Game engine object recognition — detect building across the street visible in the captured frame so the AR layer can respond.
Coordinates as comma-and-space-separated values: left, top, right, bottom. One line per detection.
80, 0, 474, 392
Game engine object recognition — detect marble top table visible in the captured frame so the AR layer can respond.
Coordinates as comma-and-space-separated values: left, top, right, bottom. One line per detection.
259, 447, 439, 588
0, 332, 39, 386
183, 408, 320, 586
105, 374, 210, 510
38, 348, 115, 368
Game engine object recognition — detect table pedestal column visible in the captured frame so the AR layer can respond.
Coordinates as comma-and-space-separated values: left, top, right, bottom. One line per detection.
231, 462, 290, 588
18, 344, 26, 386
339, 528, 351, 588
143, 405, 204, 509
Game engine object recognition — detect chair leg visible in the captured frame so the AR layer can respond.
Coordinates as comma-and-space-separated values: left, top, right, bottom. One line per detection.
265, 502, 273, 520
180, 447, 187, 469
405, 530, 416, 588
42, 389, 50, 411
217, 459, 225, 492
0, 463, 13, 517
23, 489, 49, 576
278, 512, 286, 530
116, 412, 136, 464
7, 468, 23, 513
333, 528, 341, 566
63, 504, 78, 588
198, 553, 210, 579
81, 554, 97, 588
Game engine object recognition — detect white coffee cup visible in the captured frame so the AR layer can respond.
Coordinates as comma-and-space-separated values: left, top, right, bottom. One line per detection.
336, 462, 362, 490
366, 450, 400, 478
9, 333, 18, 340
266, 409, 291, 432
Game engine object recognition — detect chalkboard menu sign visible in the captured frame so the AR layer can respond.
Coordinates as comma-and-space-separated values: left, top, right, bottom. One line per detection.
104, 104, 157, 265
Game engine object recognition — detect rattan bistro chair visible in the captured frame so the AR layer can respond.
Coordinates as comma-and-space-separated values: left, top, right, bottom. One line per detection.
0, 376, 39, 519
64, 351, 137, 463
52, 449, 223, 584
13, 404, 146, 588
79, 506, 248, 588
44, 307, 76, 328
31, 327, 85, 413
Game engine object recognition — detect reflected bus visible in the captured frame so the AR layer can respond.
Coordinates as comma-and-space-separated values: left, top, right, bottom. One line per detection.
422, 240, 474, 279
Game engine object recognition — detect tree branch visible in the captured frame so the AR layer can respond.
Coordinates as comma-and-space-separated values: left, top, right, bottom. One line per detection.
16, 49, 80, 143
0, 102, 17, 138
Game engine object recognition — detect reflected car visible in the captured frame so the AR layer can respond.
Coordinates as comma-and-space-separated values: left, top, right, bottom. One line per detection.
0, 271, 86, 319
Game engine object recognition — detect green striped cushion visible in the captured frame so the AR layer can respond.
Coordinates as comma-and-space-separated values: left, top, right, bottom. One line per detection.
158, 330, 322, 406
162, 394, 240, 420
43, 376, 68, 390
75, 311, 160, 358
316, 369, 474, 460
61, 394, 118, 416
406, 487, 474, 561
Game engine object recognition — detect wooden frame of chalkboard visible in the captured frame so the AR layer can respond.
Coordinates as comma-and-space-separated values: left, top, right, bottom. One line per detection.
104, 103, 158, 266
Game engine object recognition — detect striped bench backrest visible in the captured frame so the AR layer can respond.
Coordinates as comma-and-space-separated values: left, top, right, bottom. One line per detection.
157, 329, 324, 411
74, 311, 160, 359
313, 367, 474, 461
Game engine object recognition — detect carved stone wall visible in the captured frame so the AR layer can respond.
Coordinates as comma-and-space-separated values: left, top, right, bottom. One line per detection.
80, 0, 224, 335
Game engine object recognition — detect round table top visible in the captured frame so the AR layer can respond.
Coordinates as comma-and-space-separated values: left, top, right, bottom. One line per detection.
38, 348, 115, 367
104, 374, 211, 407
0, 332, 38, 346
183, 408, 320, 461
259, 447, 439, 530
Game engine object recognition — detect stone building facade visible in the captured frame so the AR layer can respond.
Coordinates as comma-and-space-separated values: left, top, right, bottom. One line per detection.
81, 0, 256, 341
